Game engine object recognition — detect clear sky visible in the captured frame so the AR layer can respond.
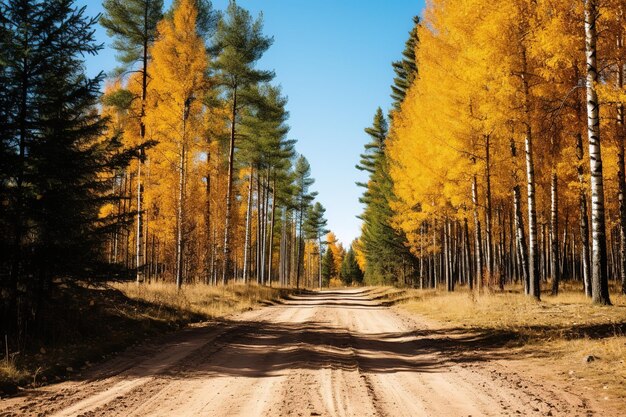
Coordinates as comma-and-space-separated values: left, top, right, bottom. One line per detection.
78, 0, 425, 246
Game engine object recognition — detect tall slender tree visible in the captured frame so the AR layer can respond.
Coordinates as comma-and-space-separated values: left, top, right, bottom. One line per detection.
293, 156, 316, 289
148, 0, 208, 289
213, 0, 273, 284
305, 202, 329, 289
357, 108, 415, 285
101, 0, 164, 283
583, 0, 611, 305
390, 16, 420, 112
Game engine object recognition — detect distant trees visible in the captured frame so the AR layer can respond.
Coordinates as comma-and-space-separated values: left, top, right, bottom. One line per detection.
340, 246, 364, 285
321, 247, 335, 287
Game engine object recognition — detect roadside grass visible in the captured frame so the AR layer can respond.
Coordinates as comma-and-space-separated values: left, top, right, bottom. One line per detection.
393, 283, 626, 409
113, 281, 293, 319
0, 281, 291, 396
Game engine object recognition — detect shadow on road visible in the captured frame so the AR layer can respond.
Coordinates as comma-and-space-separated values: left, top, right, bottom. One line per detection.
60, 290, 626, 384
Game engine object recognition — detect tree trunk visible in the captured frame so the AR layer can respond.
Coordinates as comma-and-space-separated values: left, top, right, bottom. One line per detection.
584, 0, 611, 304
136, 5, 151, 284
617, 30, 626, 294
242, 166, 254, 283
550, 172, 560, 295
176, 126, 186, 289
513, 185, 529, 294
576, 129, 592, 297
222, 86, 237, 284
296, 204, 304, 289
464, 218, 473, 290
521, 42, 540, 300
205, 144, 212, 284
256, 172, 262, 284
484, 135, 494, 283
472, 175, 484, 290
268, 179, 276, 286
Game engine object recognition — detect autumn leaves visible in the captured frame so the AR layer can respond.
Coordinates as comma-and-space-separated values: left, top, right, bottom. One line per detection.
101, 0, 326, 287
383, 0, 625, 303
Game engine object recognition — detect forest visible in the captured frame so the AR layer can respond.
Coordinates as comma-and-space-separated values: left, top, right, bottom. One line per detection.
1, 0, 626, 414
0, 0, 368, 351
356, 0, 626, 306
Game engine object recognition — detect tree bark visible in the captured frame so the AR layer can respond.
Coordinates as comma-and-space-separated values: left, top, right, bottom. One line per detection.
584, 0, 611, 304
464, 218, 473, 290
617, 29, 626, 295
484, 135, 494, 283
267, 178, 276, 286
520, 42, 540, 300
513, 185, 529, 294
472, 175, 484, 290
242, 166, 254, 283
550, 172, 560, 295
176, 124, 187, 289
222, 86, 237, 284
135, 2, 152, 284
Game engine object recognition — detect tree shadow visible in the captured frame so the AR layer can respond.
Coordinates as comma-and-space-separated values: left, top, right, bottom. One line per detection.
39, 289, 626, 386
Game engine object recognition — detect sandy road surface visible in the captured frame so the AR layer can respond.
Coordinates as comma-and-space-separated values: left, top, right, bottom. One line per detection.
1, 289, 602, 416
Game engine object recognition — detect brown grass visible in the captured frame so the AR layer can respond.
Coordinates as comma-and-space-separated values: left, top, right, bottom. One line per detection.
112, 281, 292, 319
394, 283, 626, 410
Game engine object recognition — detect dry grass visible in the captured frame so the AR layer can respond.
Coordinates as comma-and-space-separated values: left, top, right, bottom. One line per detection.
113, 281, 292, 320
0, 281, 292, 396
394, 284, 626, 409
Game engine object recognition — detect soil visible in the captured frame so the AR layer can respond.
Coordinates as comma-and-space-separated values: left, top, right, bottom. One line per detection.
0, 289, 610, 416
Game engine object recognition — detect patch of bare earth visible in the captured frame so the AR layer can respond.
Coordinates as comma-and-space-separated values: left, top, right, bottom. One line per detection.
1, 288, 616, 416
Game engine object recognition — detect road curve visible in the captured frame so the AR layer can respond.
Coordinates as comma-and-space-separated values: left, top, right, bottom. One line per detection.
1, 289, 596, 416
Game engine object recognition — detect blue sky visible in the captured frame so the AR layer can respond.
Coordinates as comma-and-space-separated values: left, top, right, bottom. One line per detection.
78, 0, 425, 246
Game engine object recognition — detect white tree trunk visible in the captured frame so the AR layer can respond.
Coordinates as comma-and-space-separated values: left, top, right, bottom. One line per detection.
584, 0, 611, 304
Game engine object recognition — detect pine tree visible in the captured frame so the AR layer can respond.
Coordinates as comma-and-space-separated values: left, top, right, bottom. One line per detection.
293, 156, 317, 288
321, 246, 335, 287
357, 108, 416, 285
340, 246, 364, 285
101, 0, 164, 283
390, 16, 420, 112
214, 0, 274, 283
1, 0, 129, 339
305, 202, 329, 288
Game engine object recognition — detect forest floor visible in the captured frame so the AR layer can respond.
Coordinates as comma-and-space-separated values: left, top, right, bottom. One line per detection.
1, 287, 621, 416
0, 281, 292, 397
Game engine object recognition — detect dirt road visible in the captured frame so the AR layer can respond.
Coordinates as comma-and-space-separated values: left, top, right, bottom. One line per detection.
1, 289, 602, 416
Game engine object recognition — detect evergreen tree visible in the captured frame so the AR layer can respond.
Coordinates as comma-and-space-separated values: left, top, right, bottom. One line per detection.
294, 156, 317, 288
305, 202, 329, 288
213, 0, 274, 283
1, 0, 129, 339
357, 108, 416, 285
340, 246, 364, 285
100, 0, 164, 73
321, 246, 335, 286
390, 16, 419, 112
